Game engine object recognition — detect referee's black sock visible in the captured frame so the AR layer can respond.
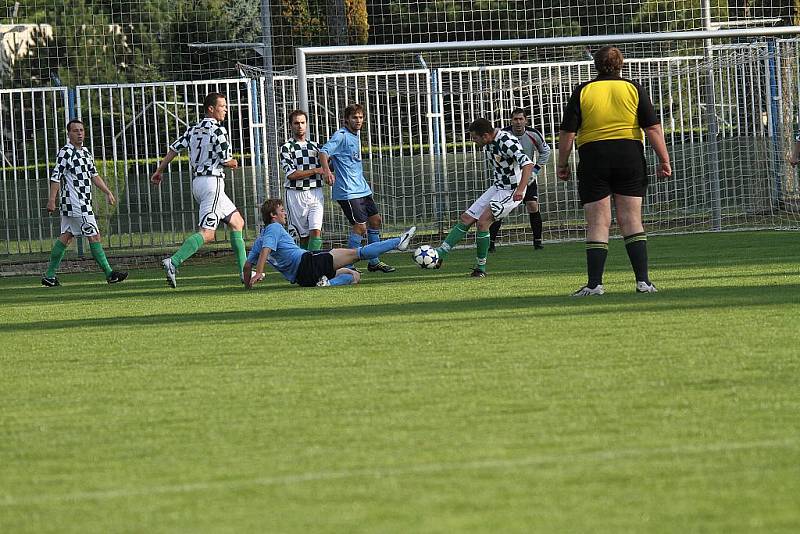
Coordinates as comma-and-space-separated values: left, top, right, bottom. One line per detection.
529, 212, 542, 243
586, 241, 608, 288
489, 219, 502, 245
624, 232, 650, 284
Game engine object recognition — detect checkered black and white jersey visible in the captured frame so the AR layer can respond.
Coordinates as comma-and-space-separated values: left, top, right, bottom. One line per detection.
484, 130, 534, 189
280, 139, 323, 190
170, 117, 232, 178
50, 142, 99, 217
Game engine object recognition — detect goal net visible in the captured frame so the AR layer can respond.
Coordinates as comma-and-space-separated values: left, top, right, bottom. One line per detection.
265, 38, 800, 248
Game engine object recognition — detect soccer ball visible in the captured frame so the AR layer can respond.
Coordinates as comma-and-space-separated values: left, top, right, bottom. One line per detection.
413, 245, 439, 269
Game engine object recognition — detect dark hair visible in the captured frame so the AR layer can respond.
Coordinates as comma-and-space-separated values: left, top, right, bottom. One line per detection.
203, 92, 226, 113
510, 108, 528, 118
343, 103, 364, 119
260, 198, 284, 224
66, 119, 83, 132
288, 109, 307, 124
594, 46, 624, 75
468, 118, 494, 136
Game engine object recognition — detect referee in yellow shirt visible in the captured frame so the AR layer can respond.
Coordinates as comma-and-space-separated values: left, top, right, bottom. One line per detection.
557, 46, 671, 296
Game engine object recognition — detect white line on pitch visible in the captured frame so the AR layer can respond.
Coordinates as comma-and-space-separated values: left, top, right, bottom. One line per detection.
1, 438, 796, 506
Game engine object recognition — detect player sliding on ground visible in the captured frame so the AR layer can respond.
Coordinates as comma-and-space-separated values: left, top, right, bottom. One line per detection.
244, 199, 416, 289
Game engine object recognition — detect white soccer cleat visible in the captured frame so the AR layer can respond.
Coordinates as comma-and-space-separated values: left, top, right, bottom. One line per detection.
316, 276, 330, 287
636, 281, 658, 293
397, 226, 417, 251
162, 258, 177, 288
571, 284, 605, 297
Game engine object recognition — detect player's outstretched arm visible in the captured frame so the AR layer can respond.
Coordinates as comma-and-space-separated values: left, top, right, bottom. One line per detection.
246, 248, 271, 289
91, 175, 116, 205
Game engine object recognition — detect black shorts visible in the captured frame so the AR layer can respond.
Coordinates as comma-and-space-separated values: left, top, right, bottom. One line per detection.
337, 195, 380, 225
294, 251, 336, 287
523, 179, 539, 203
577, 140, 648, 205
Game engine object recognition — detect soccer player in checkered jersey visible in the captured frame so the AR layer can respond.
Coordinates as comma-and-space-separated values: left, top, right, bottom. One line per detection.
488, 108, 552, 252
319, 103, 397, 273
434, 118, 534, 277
41, 119, 128, 286
280, 110, 325, 251
150, 92, 247, 288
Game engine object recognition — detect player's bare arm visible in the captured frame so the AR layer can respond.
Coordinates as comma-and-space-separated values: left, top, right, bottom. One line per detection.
287, 168, 323, 180
319, 152, 335, 185
92, 175, 116, 205
223, 158, 239, 169
151, 149, 179, 185
556, 130, 577, 181
513, 163, 533, 202
644, 124, 672, 178
247, 248, 271, 289
46, 181, 59, 213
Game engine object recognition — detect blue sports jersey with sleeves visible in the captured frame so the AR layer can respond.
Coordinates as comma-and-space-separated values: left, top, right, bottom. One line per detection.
319, 127, 372, 200
247, 223, 307, 283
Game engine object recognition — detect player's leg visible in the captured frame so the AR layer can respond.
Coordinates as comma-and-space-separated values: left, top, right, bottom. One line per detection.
612, 147, 655, 293
366, 212, 396, 273
488, 219, 502, 252
163, 178, 216, 286
329, 226, 415, 268
525, 180, 544, 249
574, 196, 611, 295
615, 194, 654, 292
471, 207, 495, 277
224, 210, 247, 276
42, 224, 74, 286
306, 189, 324, 251
286, 189, 310, 250
317, 267, 361, 287
437, 187, 495, 264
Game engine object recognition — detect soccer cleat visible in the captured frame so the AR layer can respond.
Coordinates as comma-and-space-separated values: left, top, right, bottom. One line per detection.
106, 271, 128, 284
368, 261, 396, 273
316, 276, 330, 287
162, 258, 177, 288
571, 284, 605, 297
469, 268, 486, 278
397, 226, 417, 251
636, 281, 658, 293
534, 241, 544, 250
41, 276, 60, 287
488, 242, 496, 253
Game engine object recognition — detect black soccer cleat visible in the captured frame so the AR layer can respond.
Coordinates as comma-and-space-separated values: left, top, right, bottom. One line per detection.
41, 276, 60, 287
469, 268, 486, 278
368, 261, 396, 273
107, 271, 128, 284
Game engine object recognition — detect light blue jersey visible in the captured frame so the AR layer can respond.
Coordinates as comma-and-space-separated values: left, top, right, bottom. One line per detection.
247, 222, 307, 283
319, 127, 372, 201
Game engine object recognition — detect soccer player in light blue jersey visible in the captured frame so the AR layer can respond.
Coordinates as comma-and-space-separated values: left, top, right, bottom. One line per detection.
319, 103, 397, 273
244, 199, 416, 289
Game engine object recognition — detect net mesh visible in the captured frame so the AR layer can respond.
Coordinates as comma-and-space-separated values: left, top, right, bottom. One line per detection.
1, 1, 796, 87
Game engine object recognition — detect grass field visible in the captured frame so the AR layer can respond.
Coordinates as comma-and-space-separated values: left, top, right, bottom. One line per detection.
1, 231, 798, 533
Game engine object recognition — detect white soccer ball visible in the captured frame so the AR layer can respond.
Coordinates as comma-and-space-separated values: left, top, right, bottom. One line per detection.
413, 245, 439, 269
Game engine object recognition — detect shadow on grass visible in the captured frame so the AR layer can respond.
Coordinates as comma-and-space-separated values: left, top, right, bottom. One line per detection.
3, 283, 798, 333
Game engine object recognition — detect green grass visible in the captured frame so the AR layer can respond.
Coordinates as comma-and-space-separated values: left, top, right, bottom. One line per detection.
1, 231, 799, 533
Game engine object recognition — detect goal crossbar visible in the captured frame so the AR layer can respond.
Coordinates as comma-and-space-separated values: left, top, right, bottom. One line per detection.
295, 26, 800, 111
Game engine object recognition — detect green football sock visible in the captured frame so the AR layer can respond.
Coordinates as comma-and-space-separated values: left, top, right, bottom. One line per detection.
171, 232, 205, 268
45, 239, 68, 278
437, 222, 470, 259
307, 236, 323, 251
475, 230, 490, 272
89, 241, 113, 277
231, 231, 246, 273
